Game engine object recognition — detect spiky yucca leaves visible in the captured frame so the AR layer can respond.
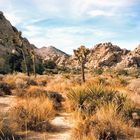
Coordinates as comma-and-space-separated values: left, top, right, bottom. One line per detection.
67, 84, 136, 119
67, 86, 89, 112
67, 84, 115, 116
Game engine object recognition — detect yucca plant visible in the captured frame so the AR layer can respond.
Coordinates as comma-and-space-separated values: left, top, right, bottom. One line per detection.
67, 86, 89, 112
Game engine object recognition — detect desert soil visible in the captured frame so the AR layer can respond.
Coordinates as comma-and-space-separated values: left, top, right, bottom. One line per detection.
0, 96, 74, 140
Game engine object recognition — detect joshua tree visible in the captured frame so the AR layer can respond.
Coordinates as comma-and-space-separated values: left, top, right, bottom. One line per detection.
74, 45, 90, 82
30, 48, 36, 77
13, 33, 30, 76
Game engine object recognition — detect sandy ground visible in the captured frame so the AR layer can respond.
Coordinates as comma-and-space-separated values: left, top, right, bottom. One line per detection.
0, 95, 17, 114
0, 96, 74, 140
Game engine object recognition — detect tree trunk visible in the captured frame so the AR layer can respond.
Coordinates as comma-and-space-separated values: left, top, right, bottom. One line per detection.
32, 54, 36, 77
81, 62, 85, 82
21, 49, 30, 76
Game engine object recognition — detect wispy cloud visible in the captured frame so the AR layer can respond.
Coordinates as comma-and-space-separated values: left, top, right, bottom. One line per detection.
0, 0, 140, 53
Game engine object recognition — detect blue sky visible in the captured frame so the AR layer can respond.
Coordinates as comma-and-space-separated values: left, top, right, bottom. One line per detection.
0, 0, 140, 54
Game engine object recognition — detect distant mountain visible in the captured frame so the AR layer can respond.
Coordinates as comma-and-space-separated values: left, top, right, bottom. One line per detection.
35, 46, 70, 66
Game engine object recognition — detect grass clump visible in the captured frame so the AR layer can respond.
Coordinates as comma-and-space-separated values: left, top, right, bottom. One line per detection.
71, 103, 134, 140
9, 97, 55, 132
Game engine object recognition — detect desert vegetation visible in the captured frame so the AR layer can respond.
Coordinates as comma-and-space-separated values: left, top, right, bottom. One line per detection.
0, 68, 140, 140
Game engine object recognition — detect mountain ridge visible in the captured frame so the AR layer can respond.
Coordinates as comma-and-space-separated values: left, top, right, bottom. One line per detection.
0, 11, 140, 73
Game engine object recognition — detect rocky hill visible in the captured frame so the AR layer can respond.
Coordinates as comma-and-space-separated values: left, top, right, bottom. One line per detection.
88, 42, 130, 68
117, 44, 140, 68
35, 46, 70, 66
35, 42, 140, 69
0, 11, 35, 53
0, 11, 37, 74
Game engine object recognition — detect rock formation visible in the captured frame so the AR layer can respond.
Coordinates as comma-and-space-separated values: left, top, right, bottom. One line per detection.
117, 44, 140, 68
88, 42, 130, 68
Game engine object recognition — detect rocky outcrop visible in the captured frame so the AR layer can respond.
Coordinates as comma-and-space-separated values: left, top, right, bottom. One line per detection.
117, 44, 140, 68
35, 46, 70, 66
88, 42, 130, 68
0, 11, 36, 54
0, 11, 37, 73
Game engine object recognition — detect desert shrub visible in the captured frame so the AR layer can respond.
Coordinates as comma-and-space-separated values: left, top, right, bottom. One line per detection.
93, 68, 103, 75
71, 103, 134, 140
9, 97, 55, 132
12, 78, 29, 96
128, 68, 140, 78
3, 73, 28, 89
67, 86, 89, 112
0, 81, 11, 96
16, 86, 64, 110
67, 84, 116, 116
117, 69, 128, 76
13, 86, 47, 97
47, 91, 65, 110
127, 79, 140, 95
117, 76, 128, 86
15, 78, 27, 89
0, 115, 22, 140
26, 78, 37, 86
67, 84, 136, 119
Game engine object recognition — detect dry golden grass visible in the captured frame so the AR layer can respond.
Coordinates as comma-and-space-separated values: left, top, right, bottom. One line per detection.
9, 97, 55, 132
71, 103, 134, 140
0, 72, 139, 139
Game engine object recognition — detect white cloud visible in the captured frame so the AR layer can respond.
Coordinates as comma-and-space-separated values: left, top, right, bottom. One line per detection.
33, 0, 137, 18
88, 10, 114, 17
22, 24, 117, 54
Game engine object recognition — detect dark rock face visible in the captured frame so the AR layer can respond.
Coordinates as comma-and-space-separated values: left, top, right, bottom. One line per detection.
0, 11, 36, 74
0, 11, 35, 52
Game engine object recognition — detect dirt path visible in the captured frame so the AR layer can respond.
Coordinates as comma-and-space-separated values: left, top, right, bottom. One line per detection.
0, 96, 74, 140
47, 112, 74, 140
25, 112, 74, 140
0, 95, 16, 114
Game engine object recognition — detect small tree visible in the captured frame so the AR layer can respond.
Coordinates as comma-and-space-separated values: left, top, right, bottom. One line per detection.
74, 45, 90, 82
30, 49, 36, 77
13, 33, 30, 76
